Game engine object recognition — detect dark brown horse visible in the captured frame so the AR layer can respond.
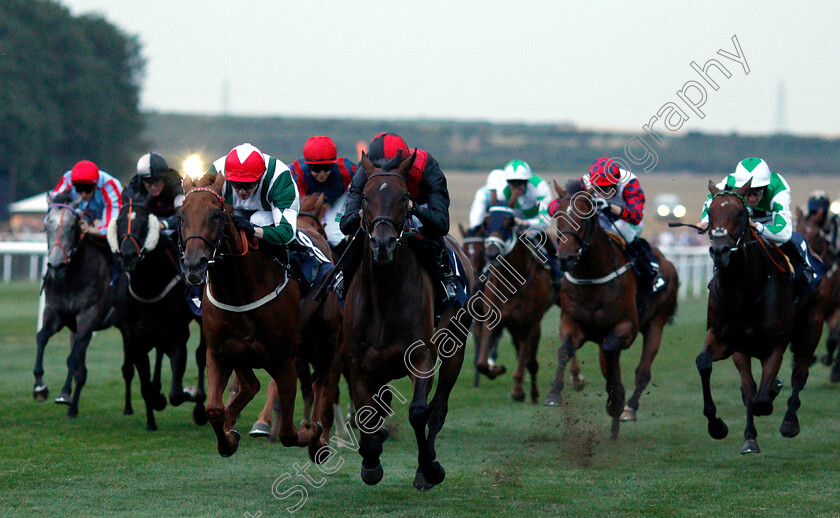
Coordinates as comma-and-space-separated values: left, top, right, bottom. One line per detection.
344, 151, 473, 490
699, 179, 827, 453
795, 207, 840, 380
179, 173, 328, 459
34, 202, 116, 417
250, 193, 344, 441
545, 179, 678, 438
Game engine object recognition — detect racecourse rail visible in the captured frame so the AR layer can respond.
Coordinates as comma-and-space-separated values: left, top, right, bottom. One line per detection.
0, 240, 714, 299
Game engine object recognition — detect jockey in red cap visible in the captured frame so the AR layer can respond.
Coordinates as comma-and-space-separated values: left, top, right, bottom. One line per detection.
287, 136, 357, 250
50, 160, 123, 237
337, 132, 458, 306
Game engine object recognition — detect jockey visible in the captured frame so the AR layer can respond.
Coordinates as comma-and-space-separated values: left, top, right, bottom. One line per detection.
468, 168, 505, 228
470, 160, 562, 287
128, 153, 184, 233
700, 157, 818, 295
204, 143, 331, 292
50, 160, 122, 237
559, 156, 664, 294
339, 131, 458, 303
287, 135, 356, 252
806, 190, 840, 259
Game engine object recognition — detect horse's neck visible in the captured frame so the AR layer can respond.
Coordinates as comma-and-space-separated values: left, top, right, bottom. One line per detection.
360, 240, 427, 310
499, 239, 536, 280
129, 246, 179, 289
571, 227, 623, 277
715, 238, 770, 298
70, 237, 111, 285
206, 220, 283, 302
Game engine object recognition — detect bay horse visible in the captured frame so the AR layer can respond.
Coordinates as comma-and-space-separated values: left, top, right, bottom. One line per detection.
545, 179, 678, 439
249, 193, 344, 441
110, 188, 206, 430
344, 151, 474, 490
34, 201, 116, 417
794, 207, 840, 380
179, 172, 330, 460
699, 179, 827, 453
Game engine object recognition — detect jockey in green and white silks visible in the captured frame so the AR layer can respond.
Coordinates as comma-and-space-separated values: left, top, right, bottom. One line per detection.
701, 157, 821, 297
468, 168, 506, 228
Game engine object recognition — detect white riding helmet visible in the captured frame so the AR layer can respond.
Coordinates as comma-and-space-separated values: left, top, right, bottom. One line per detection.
733, 157, 771, 188
486, 168, 505, 187
503, 160, 532, 182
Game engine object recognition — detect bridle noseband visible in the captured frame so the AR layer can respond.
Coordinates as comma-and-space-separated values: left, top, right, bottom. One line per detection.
555, 197, 597, 264
46, 204, 81, 266
362, 172, 411, 241
709, 191, 750, 252
180, 187, 228, 264
118, 199, 149, 257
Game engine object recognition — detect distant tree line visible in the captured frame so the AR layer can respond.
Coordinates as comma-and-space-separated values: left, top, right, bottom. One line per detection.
0, 0, 144, 211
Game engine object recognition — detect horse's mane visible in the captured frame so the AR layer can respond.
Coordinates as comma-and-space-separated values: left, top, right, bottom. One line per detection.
299, 193, 325, 214
371, 153, 405, 173
565, 179, 587, 195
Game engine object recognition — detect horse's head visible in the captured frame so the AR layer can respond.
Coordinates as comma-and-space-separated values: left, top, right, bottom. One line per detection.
482, 191, 517, 265
44, 202, 82, 279
552, 179, 600, 271
360, 151, 414, 264
179, 172, 228, 285
459, 222, 485, 274
706, 179, 752, 269
108, 189, 160, 272
298, 193, 328, 237
795, 206, 827, 259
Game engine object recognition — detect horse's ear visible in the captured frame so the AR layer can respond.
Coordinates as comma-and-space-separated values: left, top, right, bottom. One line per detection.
553, 180, 566, 198
708, 180, 721, 195
212, 171, 225, 193
397, 150, 417, 180
458, 223, 467, 237
795, 206, 804, 220
490, 189, 498, 205
360, 151, 374, 175
736, 177, 753, 197
183, 175, 194, 192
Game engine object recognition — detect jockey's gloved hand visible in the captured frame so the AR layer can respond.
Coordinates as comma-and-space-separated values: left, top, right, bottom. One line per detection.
232, 214, 256, 240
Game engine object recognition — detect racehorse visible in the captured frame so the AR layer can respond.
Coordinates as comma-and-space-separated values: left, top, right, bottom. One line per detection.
344, 151, 474, 490
698, 179, 827, 453
249, 193, 344, 441
179, 172, 329, 460
110, 188, 206, 430
545, 179, 678, 439
459, 222, 587, 393
34, 200, 116, 417
794, 207, 840, 380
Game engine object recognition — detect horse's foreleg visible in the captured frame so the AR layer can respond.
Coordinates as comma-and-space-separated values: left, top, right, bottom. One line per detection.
824, 308, 840, 367
696, 330, 729, 440
131, 341, 161, 431
224, 367, 260, 432
121, 340, 135, 415
782, 309, 823, 437
192, 334, 208, 425
476, 322, 505, 379
510, 328, 528, 402
733, 353, 760, 454
205, 349, 235, 456
544, 323, 581, 406
33, 312, 61, 402
167, 341, 189, 407
251, 379, 278, 439
600, 336, 626, 440
407, 347, 437, 489
65, 314, 97, 418
623, 317, 667, 421
752, 346, 785, 417
57, 332, 77, 403
267, 356, 300, 448
526, 326, 541, 404
347, 362, 386, 486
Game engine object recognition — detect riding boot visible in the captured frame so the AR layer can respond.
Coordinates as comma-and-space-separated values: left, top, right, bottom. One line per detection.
331, 236, 362, 301
541, 233, 564, 290
780, 239, 814, 299
627, 238, 664, 294
436, 242, 458, 302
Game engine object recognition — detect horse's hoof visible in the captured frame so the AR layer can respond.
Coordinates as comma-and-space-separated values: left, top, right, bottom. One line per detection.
218, 430, 241, 457
280, 433, 299, 447
413, 470, 436, 492
739, 439, 760, 454
769, 377, 784, 399
360, 463, 384, 486
708, 418, 729, 440
54, 393, 71, 405
249, 422, 270, 437
33, 385, 49, 402
543, 390, 562, 407
123, 407, 134, 416
422, 461, 446, 486
192, 405, 207, 426
530, 390, 539, 405
183, 385, 199, 402
66, 407, 78, 418
153, 394, 167, 412
572, 375, 586, 392
146, 422, 158, 432
821, 354, 834, 366
620, 405, 637, 422
780, 419, 800, 438
511, 390, 525, 403
831, 365, 840, 383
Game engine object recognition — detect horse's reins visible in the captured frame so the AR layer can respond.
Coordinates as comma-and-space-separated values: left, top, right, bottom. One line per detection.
47, 204, 80, 266
362, 172, 411, 241
483, 206, 518, 259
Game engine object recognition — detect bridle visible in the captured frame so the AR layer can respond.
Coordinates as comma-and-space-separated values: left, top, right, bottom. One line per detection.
118, 199, 149, 257
362, 172, 411, 241
179, 187, 228, 264
554, 197, 598, 265
708, 190, 750, 252
46, 204, 81, 266
483, 206, 518, 259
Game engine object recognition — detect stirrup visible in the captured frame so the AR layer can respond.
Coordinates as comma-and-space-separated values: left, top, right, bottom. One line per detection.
651, 274, 665, 293
442, 279, 457, 301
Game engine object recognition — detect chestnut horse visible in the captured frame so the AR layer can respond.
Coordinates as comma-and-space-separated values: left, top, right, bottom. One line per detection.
344, 152, 473, 490
545, 179, 678, 439
699, 179, 827, 453
179, 173, 328, 460
795, 207, 840, 380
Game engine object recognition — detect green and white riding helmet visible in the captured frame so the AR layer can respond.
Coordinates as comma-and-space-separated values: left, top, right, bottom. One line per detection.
503, 159, 532, 182
732, 157, 771, 189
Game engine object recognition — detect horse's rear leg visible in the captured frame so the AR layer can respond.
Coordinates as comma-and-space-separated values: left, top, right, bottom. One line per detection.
407, 349, 438, 489
476, 324, 505, 379
510, 329, 528, 402
782, 310, 823, 437
751, 346, 785, 417
56, 332, 77, 405
65, 317, 96, 418
568, 353, 586, 392
623, 317, 667, 422
251, 379, 278, 439
121, 343, 134, 416
205, 350, 236, 455
525, 326, 541, 404
733, 353, 760, 454
192, 335, 208, 426
823, 309, 840, 368
347, 364, 387, 486
167, 342, 189, 407
266, 357, 300, 448
599, 340, 626, 440
33, 313, 61, 402
544, 330, 579, 406
696, 331, 729, 440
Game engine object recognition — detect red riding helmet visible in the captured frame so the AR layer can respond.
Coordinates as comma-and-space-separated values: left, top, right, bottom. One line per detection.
368, 132, 409, 162
70, 160, 99, 184
589, 157, 621, 187
224, 143, 266, 182
303, 136, 338, 165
